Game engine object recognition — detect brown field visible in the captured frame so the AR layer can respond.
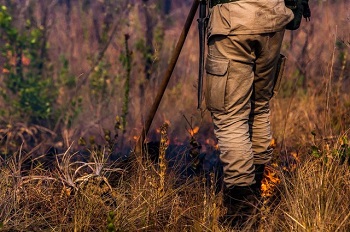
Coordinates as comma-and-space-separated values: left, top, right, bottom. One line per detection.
0, 0, 349, 231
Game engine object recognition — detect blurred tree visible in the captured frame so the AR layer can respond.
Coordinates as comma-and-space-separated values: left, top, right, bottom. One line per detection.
142, 0, 154, 81
58, 0, 71, 30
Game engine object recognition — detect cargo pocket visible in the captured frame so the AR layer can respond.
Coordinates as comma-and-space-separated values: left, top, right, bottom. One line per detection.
205, 55, 229, 112
272, 54, 286, 97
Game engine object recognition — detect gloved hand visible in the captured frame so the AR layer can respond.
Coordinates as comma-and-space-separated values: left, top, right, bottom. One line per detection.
302, 0, 311, 21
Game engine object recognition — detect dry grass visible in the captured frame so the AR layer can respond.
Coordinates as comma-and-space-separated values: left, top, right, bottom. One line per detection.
0, 128, 224, 231
0, 0, 350, 231
0, 128, 349, 231
264, 152, 350, 232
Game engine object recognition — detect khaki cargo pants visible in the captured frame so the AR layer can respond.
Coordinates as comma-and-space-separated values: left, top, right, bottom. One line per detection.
205, 31, 285, 187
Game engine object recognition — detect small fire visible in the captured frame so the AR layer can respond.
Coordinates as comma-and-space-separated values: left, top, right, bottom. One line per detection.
155, 119, 170, 134
261, 165, 280, 198
270, 138, 277, 149
205, 138, 219, 150
188, 126, 199, 137
164, 119, 171, 126
261, 151, 301, 198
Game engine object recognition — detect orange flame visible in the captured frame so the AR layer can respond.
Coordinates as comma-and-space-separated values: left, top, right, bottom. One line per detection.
164, 119, 171, 126
261, 165, 281, 198
189, 126, 199, 137
269, 138, 277, 149
205, 138, 219, 150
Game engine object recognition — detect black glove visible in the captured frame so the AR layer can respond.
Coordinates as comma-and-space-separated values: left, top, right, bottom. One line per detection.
302, 0, 311, 20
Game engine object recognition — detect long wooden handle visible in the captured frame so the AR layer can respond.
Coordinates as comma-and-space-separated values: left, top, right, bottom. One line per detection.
133, 0, 200, 159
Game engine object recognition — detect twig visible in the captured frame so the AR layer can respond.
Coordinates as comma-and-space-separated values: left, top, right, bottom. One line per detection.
283, 211, 306, 230
324, 26, 337, 137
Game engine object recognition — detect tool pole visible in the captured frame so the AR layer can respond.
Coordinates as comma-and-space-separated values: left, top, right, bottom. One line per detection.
197, 0, 206, 109
134, 0, 200, 160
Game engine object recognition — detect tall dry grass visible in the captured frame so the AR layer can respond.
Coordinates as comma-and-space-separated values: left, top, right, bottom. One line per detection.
0, 125, 223, 231
0, 0, 349, 231
276, 156, 350, 231
0, 128, 349, 231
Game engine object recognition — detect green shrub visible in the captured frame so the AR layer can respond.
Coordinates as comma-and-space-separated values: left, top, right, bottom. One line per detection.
0, 5, 57, 124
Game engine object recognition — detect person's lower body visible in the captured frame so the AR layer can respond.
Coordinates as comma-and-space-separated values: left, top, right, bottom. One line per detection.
205, 30, 285, 228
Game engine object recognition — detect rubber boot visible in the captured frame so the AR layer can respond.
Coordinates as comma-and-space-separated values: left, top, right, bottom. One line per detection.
220, 165, 265, 229
252, 164, 265, 197
221, 185, 258, 229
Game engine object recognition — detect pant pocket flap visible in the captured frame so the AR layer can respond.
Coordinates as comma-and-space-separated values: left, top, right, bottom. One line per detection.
205, 55, 229, 76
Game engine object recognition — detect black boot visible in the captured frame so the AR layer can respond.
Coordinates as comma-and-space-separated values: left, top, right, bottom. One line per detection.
252, 164, 265, 197
221, 185, 258, 229
221, 165, 265, 229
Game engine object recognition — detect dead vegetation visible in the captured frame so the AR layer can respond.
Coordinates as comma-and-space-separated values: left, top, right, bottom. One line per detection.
0, 0, 349, 231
